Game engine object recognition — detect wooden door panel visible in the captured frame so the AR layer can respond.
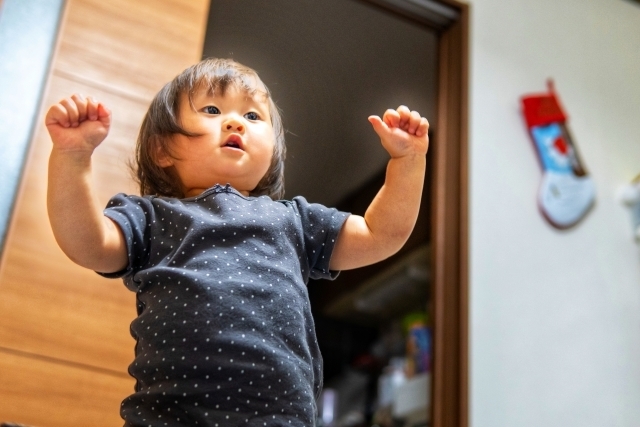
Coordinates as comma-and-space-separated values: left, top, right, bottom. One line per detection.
0, 0, 211, 378
0, 75, 158, 372
0, 253, 135, 373
0, 349, 132, 427
55, 0, 210, 101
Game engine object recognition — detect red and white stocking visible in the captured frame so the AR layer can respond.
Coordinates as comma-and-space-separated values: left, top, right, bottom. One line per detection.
521, 81, 595, 229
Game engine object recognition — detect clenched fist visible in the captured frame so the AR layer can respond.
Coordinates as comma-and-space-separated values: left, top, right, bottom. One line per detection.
45, 94, 111, 154
368, 105, 429, 159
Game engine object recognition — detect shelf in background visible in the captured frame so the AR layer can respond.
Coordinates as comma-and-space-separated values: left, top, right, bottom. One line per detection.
324, 244, 431, 326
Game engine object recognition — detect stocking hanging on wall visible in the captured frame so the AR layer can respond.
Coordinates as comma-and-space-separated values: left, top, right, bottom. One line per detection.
521, 80, 595, 229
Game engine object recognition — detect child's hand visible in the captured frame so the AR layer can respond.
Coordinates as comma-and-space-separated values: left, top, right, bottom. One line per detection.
368, 106, 429, 159
45, 94, 111, 153
330, 105, 429, 271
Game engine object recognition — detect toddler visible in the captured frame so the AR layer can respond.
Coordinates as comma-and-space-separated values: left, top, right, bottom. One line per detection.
45, 58, 429, 427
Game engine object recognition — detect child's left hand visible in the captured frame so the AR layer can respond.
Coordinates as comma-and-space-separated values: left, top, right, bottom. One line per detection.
368, 106, 429, 158
329, 106, 429, 271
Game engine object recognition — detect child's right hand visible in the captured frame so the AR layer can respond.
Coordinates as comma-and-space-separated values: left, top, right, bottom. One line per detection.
45, 94, 111, 153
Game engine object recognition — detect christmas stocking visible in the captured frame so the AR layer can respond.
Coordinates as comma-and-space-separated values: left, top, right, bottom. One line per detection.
521, 81, 595, 229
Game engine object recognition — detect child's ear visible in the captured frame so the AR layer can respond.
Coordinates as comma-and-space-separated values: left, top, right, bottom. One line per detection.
154, 144, 174, 168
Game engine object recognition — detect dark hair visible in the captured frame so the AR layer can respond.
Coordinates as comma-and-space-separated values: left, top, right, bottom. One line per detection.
133, 58, 286, 199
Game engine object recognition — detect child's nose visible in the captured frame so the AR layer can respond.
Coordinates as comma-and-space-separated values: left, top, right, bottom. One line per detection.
223, 118, 244, 132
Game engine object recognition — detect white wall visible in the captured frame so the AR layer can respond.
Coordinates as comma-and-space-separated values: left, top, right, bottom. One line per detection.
467, 0, 640, 426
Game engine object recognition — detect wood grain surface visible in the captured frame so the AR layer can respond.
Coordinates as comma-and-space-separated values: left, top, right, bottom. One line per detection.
56, 0, 209, 101
0, 348, 132, 427
0, 0, 209, 423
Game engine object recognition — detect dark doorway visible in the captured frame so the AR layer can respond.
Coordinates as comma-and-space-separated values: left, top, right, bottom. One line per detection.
202, 0, 438, 206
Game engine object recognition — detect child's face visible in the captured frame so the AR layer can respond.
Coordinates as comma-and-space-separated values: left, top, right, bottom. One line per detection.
159, 82, 275, 197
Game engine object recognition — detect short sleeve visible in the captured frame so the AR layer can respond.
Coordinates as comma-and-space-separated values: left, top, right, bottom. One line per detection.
292, 196, 349, 280
98, 193, 154, 283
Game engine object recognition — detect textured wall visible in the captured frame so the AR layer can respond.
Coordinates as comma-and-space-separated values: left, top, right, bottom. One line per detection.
467, 0, 640, 426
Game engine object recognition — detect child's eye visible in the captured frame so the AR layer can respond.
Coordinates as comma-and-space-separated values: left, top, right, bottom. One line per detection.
244, 112, 259, 120
203, 106, 220, 115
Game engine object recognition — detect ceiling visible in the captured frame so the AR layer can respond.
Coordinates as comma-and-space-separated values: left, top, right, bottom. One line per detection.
203, 0, 438, 206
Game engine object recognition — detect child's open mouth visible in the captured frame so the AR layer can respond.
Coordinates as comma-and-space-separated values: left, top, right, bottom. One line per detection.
222, 135, 244, 151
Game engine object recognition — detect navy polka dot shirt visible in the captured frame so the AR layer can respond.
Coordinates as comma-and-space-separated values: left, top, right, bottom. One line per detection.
99, 184, 350, 427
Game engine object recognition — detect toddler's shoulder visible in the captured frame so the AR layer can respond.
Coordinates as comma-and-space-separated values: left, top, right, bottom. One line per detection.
106, 193, 194, 210
105, 193, 165, 214
279, 196, 349, 226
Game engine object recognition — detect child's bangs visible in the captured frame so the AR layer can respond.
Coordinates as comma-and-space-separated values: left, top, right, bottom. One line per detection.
188, 64, 270, 108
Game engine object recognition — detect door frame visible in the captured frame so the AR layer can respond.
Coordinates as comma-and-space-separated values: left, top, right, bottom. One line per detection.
431, 2, 469, 426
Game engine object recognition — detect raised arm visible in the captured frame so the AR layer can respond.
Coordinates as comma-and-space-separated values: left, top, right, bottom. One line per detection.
46, 94, 127, 273
329, 106, 429, 271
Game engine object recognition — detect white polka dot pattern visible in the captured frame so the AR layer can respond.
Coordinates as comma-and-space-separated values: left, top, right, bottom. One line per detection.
100, 184, 349, 426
